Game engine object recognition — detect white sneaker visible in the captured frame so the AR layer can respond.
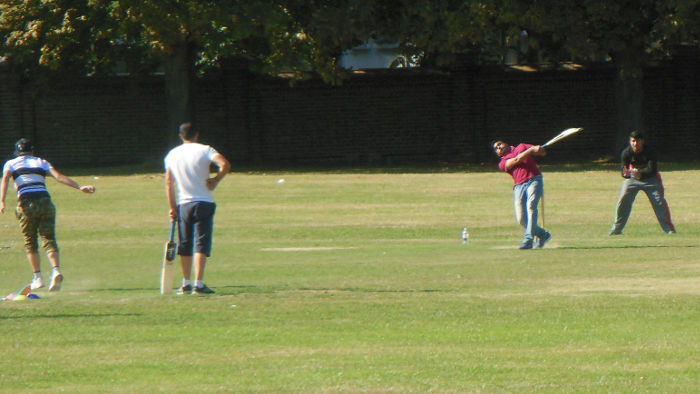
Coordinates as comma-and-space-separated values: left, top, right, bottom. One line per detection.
30, 276, 45, 290
49, 272, 63, 292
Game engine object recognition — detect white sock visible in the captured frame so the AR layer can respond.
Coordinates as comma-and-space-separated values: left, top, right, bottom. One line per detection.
33, 272, 42, 280
182, 279, 190, 287
195, 280, 203, 288
52, 267, 61, 274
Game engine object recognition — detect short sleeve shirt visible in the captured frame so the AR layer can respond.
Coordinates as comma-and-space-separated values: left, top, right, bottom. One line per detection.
498, 143, 542, 185
164, 143, 220, 204
3, 155, 53, 197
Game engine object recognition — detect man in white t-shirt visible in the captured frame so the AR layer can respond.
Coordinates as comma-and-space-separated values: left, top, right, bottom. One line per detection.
164, 123, 231, 295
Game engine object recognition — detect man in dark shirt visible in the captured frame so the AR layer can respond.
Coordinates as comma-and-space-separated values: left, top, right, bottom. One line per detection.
609, 131, 675, 235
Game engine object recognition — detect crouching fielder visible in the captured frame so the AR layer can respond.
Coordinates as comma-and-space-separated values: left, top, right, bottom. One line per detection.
609, 131, 675, 235
493, 140, 552, 249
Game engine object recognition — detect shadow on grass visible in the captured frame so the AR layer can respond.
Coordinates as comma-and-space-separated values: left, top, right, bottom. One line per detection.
0, 312, 141, 320
59, 159, 700, 176
554, 244, 698, 250
91, 285, 262, 294
215, 286, 443, 295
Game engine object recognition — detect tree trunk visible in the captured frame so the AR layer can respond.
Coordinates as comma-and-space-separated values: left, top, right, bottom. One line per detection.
614, 52, 645, 154
163, 40, 196, 147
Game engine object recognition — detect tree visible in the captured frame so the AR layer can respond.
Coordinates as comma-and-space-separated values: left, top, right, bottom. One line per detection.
97, 0, 329, 144
364, 0, 505, 67
360, 1, 691, 152
4, 0, 696, 154
524, 1, 685, 151
0, 1, 118, 79
1, 0, 375, 144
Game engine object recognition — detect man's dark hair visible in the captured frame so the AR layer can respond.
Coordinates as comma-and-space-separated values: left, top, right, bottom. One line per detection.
14, 138, 33, 157
178, 122, 198, 140
629, 130, 644, 140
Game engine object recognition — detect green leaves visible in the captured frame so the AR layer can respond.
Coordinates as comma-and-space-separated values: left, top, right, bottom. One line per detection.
1, 0, 119, 76
2, 0, 700, 80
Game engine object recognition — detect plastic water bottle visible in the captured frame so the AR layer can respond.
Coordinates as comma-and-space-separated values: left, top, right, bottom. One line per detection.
461, 227, 469, 245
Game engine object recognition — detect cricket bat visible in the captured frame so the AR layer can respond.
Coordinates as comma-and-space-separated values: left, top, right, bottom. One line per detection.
541, 127, 583, 148
159, 220, 178, 295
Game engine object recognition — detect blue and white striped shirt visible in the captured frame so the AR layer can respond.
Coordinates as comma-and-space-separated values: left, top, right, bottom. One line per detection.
3, 155, 53, 198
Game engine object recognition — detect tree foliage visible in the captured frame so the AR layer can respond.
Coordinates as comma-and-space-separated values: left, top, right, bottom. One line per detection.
3, 0, 700, 147
0, 0, 391, 81
0, 0, 117, 77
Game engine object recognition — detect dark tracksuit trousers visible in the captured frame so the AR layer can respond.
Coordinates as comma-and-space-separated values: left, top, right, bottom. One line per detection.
611, 174, 675, 234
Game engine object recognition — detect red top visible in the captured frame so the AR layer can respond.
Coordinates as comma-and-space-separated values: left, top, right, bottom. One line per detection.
498, 143, 542, 185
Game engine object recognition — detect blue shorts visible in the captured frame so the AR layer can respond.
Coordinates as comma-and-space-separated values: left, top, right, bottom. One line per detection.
177, 201, 216, 257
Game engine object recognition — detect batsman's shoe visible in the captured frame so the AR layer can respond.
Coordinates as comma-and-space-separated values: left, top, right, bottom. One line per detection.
536, 232, 552, 248
519, 240, 534, 250
49, 272, 63, 292
30, 277, 45, 290
192, 284, 215, 295
176, 285, 192, 295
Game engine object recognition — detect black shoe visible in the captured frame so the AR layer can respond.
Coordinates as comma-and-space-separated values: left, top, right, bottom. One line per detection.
192, 284, 215, 295
536, 232, 552, 248
519, 240, 534, 250
176, 285, 192, 295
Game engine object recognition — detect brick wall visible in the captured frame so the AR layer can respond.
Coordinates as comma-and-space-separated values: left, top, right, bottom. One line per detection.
1, 58, 698, 167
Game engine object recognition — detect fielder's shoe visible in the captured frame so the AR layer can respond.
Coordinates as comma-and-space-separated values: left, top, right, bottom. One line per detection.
49, 272, 63, 292
192, 284, 215, 295
608, 226, 622, 236
30, 276, 45, 290
536, 232, 552, 248
667, 230, 677, 234
519, 240, 534, 250
176, 285, 192, 295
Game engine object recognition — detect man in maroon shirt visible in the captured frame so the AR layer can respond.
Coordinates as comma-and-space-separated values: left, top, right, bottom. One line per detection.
493, 140, 552, 249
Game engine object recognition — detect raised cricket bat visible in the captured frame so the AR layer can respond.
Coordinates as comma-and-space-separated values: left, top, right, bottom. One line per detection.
541, 127, 583, 148
159, 220, 178, 295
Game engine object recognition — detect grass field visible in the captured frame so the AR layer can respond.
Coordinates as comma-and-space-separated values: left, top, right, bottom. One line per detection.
1, 163, 699, 392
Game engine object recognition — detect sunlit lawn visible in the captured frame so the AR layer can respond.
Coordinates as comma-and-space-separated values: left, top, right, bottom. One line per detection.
1, 164, 698, 392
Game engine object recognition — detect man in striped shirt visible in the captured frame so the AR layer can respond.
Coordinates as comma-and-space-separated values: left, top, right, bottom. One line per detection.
1, 138, 96, 291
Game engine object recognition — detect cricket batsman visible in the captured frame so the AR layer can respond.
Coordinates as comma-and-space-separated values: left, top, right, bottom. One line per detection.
165, 122, 231, 295
493, 140, 552, 249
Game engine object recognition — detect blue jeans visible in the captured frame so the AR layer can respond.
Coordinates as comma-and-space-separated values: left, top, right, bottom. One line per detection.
513, 175, 546, 243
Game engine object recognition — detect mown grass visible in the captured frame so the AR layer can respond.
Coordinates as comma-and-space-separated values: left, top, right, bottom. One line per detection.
0, 164, 698, 392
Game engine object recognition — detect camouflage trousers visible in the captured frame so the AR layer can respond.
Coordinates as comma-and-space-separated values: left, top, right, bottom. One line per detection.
15, 196, 59, 254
